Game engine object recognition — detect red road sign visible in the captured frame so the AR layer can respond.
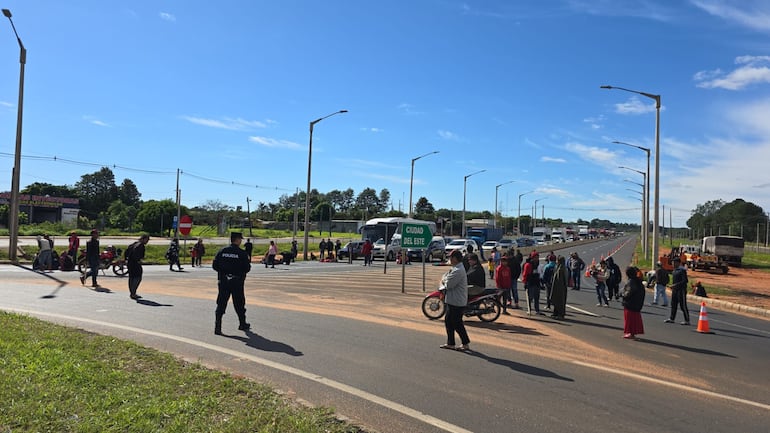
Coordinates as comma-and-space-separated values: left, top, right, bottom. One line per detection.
179, 215, 193, 236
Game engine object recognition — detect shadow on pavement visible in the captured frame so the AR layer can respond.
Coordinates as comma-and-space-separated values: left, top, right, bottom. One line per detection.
136, 298, 174, 307
225, 330, 303, 356
11, 263, 69, 299
463, 350, 574, 382
560, 317, 624, 332
635, 338, 736, 357
465, 320, 549, 336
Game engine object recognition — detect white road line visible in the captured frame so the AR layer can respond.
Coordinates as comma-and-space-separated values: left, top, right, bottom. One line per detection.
571, 360, 770, 411
566, 304, 599, 317
709, 318, 770, 336
6, 308, 472, 433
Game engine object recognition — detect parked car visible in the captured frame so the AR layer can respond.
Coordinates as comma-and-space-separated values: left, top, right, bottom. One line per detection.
444, 239, 476, 257
481, 240, 500, 257
406, 237, 447, 263
338, 241, 365, 260
498, 238, 514, 251
372, 238, 387, 259
516, 237, 535, 247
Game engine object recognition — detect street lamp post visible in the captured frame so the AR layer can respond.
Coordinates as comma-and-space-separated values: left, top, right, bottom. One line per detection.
303, 110, 347, 261
517, 190, 534, 236
462, 169, 486, 237
615, 140, 651, 260
620, 165, 648, 259
494, 180, 515, 229
2, 8, 25, 262
602, 85, 661, 262
533, 198, 547, 228
408, 151, 439, 218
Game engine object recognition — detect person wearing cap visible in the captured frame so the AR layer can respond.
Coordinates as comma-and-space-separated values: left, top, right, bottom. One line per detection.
212, 232, 252, 335
440, 249, 470, 351
81, 230, 100, 287
126, 234, 150, 300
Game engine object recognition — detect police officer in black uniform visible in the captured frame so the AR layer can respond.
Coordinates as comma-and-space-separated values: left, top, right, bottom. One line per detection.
212, 232, 252, 335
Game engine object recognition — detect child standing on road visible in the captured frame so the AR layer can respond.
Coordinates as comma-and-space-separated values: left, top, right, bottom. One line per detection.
488, 257, 495, 279
495, 256, 512, 315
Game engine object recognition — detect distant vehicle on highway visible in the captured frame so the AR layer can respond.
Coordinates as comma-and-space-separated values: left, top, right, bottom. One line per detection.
445, 239, 476, 257
481, 240, 500, 257
516, 237, 535, 247
498, 238, 514, 251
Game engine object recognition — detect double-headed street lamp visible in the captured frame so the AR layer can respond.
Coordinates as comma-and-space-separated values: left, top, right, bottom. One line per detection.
620, 165, 648, 260
303, 110, 347, 261
462, 169, 486, 237
517, 190, 534, 236
494, 180, 515, 229
602, 84, 661, 262
2, 8, 25, 263
408, 151, 439, 218
615, 140, 651, 259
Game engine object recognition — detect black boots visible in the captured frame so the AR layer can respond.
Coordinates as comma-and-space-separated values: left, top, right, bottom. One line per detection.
214, 314, 223, 335
238, 322, 251, 331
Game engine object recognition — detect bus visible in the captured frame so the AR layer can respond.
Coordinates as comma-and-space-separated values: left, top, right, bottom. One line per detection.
360, 217, 437, 244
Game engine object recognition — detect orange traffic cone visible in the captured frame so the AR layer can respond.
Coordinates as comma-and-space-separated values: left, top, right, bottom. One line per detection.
585, 258, 596, 277
696, 302, 713, 334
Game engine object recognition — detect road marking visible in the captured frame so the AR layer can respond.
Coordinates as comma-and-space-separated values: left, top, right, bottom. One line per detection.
709, 318, 770, 336
6, 308, 473, 433
571, 360, 770, 411
566, 304, 599, 317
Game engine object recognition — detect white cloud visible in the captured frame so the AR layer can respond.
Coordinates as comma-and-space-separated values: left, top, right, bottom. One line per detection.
438, 130, 460, 140
564, 141, 618, 163
0, 101, 13, 108
82, 115, 110, 127
353, 171, 412, 184
398, 103, 425, 115
541, 156, 566, 163
583, 114, 605, 129
248, 136, 302, 150
694, 55, 770, 90
567, 0, 673, 22
159, 12, 176, 22
690, 0, 770, 32
536, 186, 569, 197
182, 116, 268, 130
613, 96, 657, 115
360, 127, 383, 133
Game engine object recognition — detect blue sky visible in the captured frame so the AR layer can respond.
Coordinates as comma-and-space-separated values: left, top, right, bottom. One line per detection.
2, 0, 770, 228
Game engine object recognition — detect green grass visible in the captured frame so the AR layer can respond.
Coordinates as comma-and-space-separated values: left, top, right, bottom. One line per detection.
0, 312, 364, 433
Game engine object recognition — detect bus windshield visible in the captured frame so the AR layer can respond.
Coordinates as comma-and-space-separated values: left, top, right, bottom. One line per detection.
360, 217, 436, 243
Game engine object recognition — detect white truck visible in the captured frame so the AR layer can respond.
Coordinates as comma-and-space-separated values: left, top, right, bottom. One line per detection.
532, 227, 551, 244
578, 225, 589, 240
551, 228, 564, 243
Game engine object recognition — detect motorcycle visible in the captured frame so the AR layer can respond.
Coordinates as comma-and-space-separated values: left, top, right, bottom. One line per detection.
77, 245, 128, 276
421, 286, 503, 322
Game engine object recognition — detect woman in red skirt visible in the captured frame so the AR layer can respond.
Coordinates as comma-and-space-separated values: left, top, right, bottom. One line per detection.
621, 266, 645, 339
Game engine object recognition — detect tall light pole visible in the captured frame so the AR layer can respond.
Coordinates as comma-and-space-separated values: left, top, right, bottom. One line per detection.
623, 178, 645, 255
615, 140, 651, 259
517, 190, 534, 236
462, 169, 486, 237
533, 198, 547, 228
303, 109, 347, 261
602, 85, 661, 262
3, 9, 25, 262
620, 165, 648, 259
494, 180, 515, 229
408, 151, 439, 218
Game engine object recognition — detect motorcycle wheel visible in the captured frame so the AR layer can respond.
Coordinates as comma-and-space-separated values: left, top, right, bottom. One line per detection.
76, 259, 86, 273
478, 298, 501, 322
113, 262, 128, 277
421, 296, 446, 320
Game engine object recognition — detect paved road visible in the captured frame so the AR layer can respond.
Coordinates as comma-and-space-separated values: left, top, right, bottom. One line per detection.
2, 237, 769, 433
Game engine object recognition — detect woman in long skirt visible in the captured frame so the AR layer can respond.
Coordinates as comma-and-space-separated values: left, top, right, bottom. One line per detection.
621, 266, 645, 339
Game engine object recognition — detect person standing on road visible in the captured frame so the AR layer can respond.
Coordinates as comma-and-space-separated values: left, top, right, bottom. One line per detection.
80, 230, 100, 287
606, 256, 622, 301
522, 256, 542, 314
334, 239, 341, 262
666, 260, 691, 325
549, 256, 569, 319
542, 255, 556, 310
244, 238, 253, 262
652, 263, 669, 306
36, 234, 53, 272
166, 238, 183, 271
495, 255, 512, 315
622, 266, 645, 339
319, 239, 327, 261
568, 252, 585, 290
591, 259, 610, 307
266, 240, 277, 268
440, 250, 470, 351
362, 239, 373, 266
290, 240, 298, 263
213, 232, 252, 335
126, 234, 150, 300
507, 251, 521, 309
67, 231, 80, 260
193, 239, 205, 267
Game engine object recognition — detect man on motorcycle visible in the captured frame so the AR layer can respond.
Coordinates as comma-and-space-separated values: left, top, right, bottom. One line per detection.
466, 253, 486, 295
440, 250, 470, 351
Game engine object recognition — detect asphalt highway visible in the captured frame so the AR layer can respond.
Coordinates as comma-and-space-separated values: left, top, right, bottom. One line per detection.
1, 237, 768, 433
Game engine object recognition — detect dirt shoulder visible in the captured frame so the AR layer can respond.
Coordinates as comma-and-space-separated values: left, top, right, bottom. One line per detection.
682, 265, 770, 311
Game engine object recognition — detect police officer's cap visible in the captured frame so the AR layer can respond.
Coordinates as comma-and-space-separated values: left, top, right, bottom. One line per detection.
230, 232, 244, 241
